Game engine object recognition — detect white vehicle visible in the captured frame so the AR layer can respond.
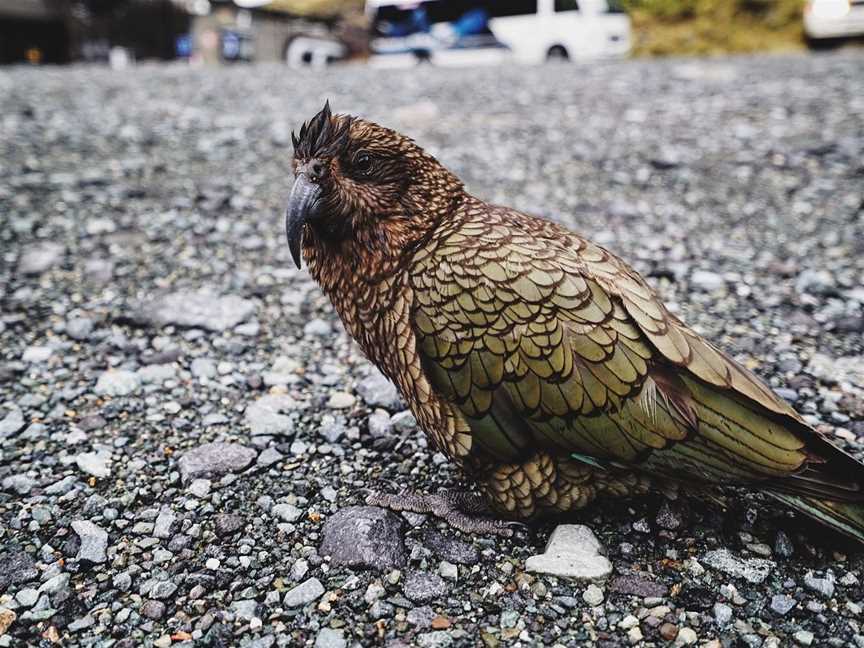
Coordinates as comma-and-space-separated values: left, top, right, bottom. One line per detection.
804, 0, 864, 41
366, 0, 631, 67
284, 35, 348, 68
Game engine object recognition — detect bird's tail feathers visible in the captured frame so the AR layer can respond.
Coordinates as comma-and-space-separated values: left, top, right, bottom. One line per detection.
768, 493, 864, 545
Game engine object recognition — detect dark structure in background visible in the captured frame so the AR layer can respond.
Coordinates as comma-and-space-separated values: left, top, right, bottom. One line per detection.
0, 1, 68, 64
74, 0, 190, 62
0, 0, 190, 64
0, 0, 362, 65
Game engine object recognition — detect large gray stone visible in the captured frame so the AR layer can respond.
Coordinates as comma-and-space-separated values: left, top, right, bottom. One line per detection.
320, 506, 406, 569
0, 551, 38, 590
525, 524, 612, 582
702, 549, 774, 584
177, 442, 257, 481
140, 290, 256, 332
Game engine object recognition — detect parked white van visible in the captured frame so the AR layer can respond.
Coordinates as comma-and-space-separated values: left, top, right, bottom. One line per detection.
366, 0, 631, 67
804, 0, 864, 42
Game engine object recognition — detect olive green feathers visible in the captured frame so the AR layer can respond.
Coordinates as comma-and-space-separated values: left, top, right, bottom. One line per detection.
407, 202, 864, 537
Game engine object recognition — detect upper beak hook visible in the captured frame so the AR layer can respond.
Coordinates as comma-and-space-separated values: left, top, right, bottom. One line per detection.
284, 173, 321, 269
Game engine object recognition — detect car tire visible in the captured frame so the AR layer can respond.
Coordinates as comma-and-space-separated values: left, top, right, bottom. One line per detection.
805, 35, 844, 50
547, 45, 569, 61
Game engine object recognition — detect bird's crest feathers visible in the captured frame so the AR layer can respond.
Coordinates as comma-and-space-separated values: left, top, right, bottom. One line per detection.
292, 100, 352, 160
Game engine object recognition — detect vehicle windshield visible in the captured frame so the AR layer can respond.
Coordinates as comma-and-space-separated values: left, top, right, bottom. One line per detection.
371, 0, 539, 36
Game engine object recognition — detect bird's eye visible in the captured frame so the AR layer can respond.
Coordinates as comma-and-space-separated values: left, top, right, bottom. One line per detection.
354, 152, 373, 174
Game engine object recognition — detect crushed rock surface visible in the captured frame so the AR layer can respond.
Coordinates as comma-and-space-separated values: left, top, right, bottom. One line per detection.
1, 53, 863, 647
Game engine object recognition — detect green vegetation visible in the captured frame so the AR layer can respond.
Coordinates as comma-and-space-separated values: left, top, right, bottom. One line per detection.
264, 0, 363, 17
621, 0, 808, 55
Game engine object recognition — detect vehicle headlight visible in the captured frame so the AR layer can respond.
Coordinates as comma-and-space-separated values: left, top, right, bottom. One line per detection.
809, 0, 851, 19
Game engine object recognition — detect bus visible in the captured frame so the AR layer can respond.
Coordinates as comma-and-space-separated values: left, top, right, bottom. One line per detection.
366, 0, 631, 67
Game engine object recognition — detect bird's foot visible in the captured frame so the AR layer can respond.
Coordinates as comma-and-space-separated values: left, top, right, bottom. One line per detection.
365, 489, 523, 537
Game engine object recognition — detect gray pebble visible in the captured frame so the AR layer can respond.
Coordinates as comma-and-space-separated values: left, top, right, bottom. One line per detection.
320, 506, 406, 569
314, 628, 346, 648
770, 594, 797, 615
272, 503, 303, 523
141, 599, 166, 620
283, 577, 324, 607
403, 571, 447, 603
94, 370, 141, 397
71, 520, 108, 563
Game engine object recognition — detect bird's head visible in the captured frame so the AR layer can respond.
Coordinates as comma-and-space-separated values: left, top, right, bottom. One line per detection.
285, 101, 463, 269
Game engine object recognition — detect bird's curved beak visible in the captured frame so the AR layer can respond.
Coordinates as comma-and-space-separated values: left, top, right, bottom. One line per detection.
284, 173, 322, 269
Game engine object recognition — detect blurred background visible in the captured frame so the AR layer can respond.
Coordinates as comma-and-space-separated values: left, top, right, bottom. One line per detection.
1, 0, 863, 67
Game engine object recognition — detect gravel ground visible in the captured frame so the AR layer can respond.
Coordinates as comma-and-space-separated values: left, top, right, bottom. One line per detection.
1, 52, 864, 648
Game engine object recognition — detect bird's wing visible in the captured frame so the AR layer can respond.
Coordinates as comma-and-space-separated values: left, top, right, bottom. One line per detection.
410, 209, 863, 498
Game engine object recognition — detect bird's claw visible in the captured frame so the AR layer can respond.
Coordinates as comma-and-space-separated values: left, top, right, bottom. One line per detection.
364, 487, 522, 537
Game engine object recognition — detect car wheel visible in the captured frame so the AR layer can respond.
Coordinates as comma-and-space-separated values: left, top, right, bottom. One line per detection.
547, 45, 569, 61
805, 35, 844, 50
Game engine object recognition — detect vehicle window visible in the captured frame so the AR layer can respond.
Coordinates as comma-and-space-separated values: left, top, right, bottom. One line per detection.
606, 0, 626, 13
491, 0, 539, 17
555, 0, 580, 11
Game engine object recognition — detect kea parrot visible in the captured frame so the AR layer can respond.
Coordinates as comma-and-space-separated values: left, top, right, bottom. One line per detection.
283, 101, 864, 542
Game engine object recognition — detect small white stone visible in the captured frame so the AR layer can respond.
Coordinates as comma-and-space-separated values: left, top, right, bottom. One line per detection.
191, 358, 217, 380
675, 627, 698, 646
686, 558, 705, 576
163, 401, 181, 415
327, 392, 355, 409
619, 614, 639, 630
76, 451, 111, 478
364, 581, 385, 604
582, 584, 604, 606
525, 525, 612, 582
272, 503, 303, 523
22, 345, 53, 363
95, 369, 141, 397
690, 270, 725, 292
205, 558, 221, 570
188, 479, 212, 498
439, 561, 458, 581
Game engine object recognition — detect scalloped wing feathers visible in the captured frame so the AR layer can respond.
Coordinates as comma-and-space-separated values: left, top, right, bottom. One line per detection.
410, 203, 863, 500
